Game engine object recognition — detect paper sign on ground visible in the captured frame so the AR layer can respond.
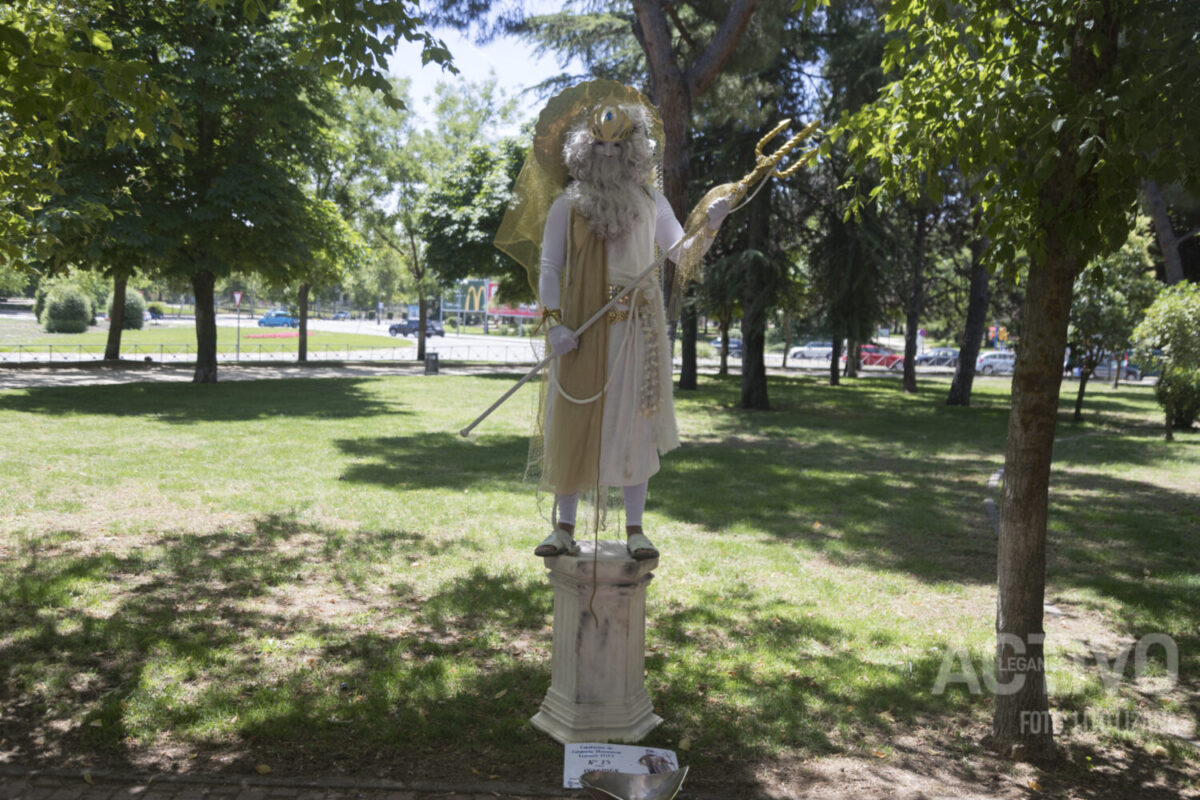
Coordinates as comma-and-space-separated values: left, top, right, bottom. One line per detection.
562, 742, 680, 788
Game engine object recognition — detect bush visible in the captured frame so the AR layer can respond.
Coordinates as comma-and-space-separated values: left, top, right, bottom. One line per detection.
1134, 282, 1200, 434
33, 281, 53, 321
42, 284, 93, 333
1155, 368, 1200, 430
108, 289, 147, 330
147, 303, 165, 317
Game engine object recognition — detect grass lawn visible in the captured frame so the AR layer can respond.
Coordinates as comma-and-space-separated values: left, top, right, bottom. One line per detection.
0, 317, 410, 356
0, 372, 1196, 796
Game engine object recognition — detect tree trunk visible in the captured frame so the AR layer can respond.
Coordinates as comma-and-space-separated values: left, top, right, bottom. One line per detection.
632, 0, 759, 383
948, 232, 990, 406
781, 311, 792, 369
1142, 179, 1186, 285
902, 212, 926, 393
718, 314, 729, 376
991, 237, 1075, 762
417, 295, 427, 361
902, 309, 919, 392
845, 341, 860, 377
1073, 367, 1092, 422
829, 336, 842, 386
740, 315, 769, 408
740, 190, 772, 410
298, 282, 310, 363
104, 271, 128, 361
192, 270, 218, 383
679, 296, 699, 389
991, 0, 1124, 758
638, 32, 692, 334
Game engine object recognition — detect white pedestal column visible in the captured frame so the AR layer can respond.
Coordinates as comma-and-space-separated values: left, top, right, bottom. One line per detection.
532, 539, 662, 744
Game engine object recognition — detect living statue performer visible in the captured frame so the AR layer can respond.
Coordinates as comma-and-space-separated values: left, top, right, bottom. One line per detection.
495, 81, 731, 561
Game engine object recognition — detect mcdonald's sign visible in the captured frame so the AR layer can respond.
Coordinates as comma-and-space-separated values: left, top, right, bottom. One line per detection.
463, 280, 490, 312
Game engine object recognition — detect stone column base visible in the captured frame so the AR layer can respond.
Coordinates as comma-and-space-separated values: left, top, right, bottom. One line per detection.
532, 540, 661, 744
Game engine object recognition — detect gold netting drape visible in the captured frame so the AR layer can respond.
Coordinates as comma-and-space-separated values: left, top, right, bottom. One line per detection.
541, 210, 610, 495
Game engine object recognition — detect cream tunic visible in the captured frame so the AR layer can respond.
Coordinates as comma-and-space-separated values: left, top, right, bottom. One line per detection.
539, 188, 684, 489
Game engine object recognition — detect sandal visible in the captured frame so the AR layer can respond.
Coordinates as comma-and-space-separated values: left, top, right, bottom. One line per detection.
534, 527, 580, 557
626, 532, 659, 560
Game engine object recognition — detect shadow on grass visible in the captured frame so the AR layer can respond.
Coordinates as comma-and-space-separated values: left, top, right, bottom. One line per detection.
0, 514, 561, 780
652, 376, 1199, 591
0, 512, 1011, 792
0, 378, 403, 423
641, 585, 971, 760
335, 432, 529, 492
1044, 470, 1200, 683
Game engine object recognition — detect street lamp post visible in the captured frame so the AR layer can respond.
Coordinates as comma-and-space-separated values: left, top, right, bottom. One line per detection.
234, 291, 243, 360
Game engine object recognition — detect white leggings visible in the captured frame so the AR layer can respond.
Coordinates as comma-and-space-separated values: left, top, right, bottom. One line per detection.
557, 481, 648, 528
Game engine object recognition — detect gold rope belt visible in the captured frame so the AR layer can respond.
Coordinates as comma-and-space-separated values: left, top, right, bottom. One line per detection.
607, 284, 635, 322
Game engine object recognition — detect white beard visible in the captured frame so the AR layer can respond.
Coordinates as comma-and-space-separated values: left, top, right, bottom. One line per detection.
565, 166, 647, 241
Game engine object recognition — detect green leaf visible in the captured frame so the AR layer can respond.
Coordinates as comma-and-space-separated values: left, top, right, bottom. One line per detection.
90, 30, 113, 51
1075, 136, 1098, 176
1050, 117, 1066, 133
0, 24, 32, 55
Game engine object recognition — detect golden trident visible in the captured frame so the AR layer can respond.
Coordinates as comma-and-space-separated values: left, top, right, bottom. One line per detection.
460, 119, 821, 439
681, 119, 821, 235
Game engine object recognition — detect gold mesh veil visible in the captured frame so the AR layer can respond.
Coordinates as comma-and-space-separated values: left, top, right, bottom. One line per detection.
494, 80, 664, 294
496, 81, 665, 537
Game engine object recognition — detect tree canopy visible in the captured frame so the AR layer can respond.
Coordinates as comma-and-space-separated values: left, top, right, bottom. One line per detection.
420, 136, 529, 303
1067, 222, 1160, 419
1, 0, 451, 268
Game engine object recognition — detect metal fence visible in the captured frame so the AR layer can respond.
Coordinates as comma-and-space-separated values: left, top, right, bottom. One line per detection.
429, 342, 543, 363
0, 341, 543, 365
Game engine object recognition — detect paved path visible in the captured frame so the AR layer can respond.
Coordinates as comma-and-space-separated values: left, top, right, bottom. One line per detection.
0, 361, 540, 392
2, 768, 560, 799
0, 353, 918, 393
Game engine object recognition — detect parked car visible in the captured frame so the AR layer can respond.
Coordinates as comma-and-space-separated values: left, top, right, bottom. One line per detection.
915, 347, 959, 367
788, 340, 835, 360
710, 337, 743, 357
332, 310, 351, 320
976, 351, 1016, 375
389, 319, 445, 337
257, 309, 298, 328
1084, 360, 1143, 381
705, 335, 744, 357
846, 343, 904, 369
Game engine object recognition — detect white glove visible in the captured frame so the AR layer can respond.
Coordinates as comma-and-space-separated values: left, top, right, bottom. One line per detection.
706, 197, 731, 229
548, 325, 578, 357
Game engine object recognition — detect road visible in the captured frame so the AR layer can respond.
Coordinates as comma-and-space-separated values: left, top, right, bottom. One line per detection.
4, 307, 971, 373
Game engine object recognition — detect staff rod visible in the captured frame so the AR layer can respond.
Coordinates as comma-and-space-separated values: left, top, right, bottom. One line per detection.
459, 252, 666, 438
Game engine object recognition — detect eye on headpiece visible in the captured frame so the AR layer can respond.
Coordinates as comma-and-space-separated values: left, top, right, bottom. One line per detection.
589, 105, 634, 143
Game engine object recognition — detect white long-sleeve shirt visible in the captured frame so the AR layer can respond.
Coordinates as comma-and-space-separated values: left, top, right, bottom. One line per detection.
538, 188, 684, 310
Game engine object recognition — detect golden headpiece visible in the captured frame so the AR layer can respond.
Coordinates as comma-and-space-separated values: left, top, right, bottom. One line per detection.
589, 105, 634, 143
494, 80, 663, 295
